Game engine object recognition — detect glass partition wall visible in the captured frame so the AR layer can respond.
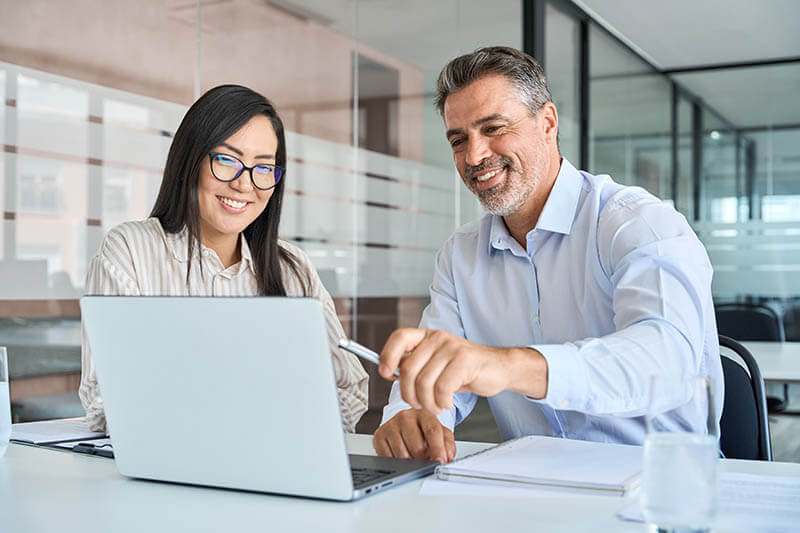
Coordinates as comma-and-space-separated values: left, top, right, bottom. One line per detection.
554, 0, 800, 321
3, 0, 798, 429
0, 0, 520, 428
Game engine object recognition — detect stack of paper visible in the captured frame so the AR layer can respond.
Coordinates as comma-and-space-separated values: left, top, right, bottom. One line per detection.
617, 472, 800, 532
435, 435, 642, 496
10, 417, 106, 444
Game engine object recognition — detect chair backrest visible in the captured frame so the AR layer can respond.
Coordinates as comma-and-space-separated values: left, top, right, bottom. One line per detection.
781, 300, 800, 341
718, 335, 772, 461
715, 303, 785, 341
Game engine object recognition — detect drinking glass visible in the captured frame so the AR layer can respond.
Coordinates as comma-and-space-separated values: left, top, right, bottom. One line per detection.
641, 375, 718, 533
0, 347, 10, 458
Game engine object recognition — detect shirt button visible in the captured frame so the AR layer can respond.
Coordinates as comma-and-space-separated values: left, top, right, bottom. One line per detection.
559, 399, 569, 409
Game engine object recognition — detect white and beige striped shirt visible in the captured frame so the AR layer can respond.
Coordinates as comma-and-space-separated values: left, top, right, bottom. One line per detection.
79, 217, 368, 433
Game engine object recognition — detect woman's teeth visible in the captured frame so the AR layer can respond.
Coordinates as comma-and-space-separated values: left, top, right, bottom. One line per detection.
476, 168, 502, 182
220, 197, 246, 209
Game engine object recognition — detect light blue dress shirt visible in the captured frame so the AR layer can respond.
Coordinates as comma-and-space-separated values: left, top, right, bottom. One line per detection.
382, 159, 723, 445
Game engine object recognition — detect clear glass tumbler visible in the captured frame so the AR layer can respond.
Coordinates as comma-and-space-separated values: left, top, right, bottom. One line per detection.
0, 347, 10, 457
641, 375, 718, 533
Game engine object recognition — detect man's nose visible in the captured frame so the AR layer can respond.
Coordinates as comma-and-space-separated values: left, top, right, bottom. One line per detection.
465, 136, 492, 167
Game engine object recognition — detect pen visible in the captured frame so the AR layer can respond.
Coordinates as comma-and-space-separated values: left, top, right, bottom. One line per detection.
73, 442, 115, 458
338, 338, 400, 378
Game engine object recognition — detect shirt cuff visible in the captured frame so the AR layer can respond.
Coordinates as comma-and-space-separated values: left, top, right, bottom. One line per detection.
528, 343, 587, 411
380, 382, 456, 430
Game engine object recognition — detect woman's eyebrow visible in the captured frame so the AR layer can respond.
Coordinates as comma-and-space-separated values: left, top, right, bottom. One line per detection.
219, 143, 275, 160
219, 142, 243, 156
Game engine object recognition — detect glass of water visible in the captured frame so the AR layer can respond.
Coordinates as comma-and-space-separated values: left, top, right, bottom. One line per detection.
1, 347, 10, 458
641, 375, 718, 533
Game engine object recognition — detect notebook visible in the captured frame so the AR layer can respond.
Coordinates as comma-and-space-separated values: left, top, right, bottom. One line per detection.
435, 435, 642, 496
10, 417, 106, 445
80, 295, 436, 501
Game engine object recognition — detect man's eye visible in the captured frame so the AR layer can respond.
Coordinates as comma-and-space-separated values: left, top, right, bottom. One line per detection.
450, 138, 464, 148
485, 125, 501, 133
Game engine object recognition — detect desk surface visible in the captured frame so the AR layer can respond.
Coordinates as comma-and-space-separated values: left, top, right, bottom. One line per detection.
2, 434, 799, 533
740, 341, 800, 383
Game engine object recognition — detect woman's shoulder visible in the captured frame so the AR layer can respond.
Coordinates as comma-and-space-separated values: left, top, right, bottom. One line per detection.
101, 218, 168, 254
277, 239, 312, 267
277, 240, 320, 296
105, 217, 164, 240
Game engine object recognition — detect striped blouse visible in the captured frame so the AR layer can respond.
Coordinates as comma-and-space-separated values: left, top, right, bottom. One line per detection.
79, 217, 368, 433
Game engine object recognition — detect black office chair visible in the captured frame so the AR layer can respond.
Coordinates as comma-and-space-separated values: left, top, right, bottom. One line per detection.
715, 302, 788, 412
718, 335, 772, 461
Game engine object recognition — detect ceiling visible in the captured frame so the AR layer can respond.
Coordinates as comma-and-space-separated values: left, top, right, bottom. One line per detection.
576, 0, 800, 129
270, 0, 522, 73
574, 0, 800, 70
274, 0, 800, 129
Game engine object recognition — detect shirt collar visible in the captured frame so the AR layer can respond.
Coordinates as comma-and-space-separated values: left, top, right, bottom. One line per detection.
488, 213, 516, 254
236, 232, 255, 275
163, 222, 191, 263
487, 158, 584, 254
534, 158, 583, 235
163, 221, 255, 276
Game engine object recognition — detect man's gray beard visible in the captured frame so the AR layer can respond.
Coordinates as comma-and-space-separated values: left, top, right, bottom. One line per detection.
474, 173, 536, 216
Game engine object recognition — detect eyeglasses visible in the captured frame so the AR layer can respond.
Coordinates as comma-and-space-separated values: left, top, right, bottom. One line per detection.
208, 152, 285, 191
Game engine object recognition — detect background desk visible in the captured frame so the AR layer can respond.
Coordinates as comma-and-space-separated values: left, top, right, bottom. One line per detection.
2, 435, 798, 533
741, 341, 800, 383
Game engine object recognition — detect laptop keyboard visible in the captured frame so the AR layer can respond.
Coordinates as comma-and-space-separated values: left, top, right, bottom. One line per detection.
351, 467, 393, 486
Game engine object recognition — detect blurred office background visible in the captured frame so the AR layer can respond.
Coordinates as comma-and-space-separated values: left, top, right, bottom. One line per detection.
0, 1, 798, 456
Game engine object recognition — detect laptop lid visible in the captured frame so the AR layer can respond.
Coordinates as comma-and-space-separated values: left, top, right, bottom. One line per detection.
81, 296, 356, 500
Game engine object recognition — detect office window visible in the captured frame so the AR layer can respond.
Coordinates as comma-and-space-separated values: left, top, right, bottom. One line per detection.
682, 63, 800, 302
545, 2, 581, 163
19, 173, 61, 213
589, 24, 672, 200
675, 95, 693, 218
700, 110, 740, 223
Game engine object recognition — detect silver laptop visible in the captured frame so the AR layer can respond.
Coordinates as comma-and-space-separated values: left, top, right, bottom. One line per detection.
81, 296, 435, 501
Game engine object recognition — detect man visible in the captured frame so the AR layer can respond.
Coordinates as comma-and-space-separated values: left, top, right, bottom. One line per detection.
373, 46, 722, 463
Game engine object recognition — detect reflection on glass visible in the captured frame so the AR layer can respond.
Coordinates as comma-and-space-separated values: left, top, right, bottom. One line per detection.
683, 62, 800, 308
589, 25, 671, 199
545, 2, 580, 163
1, 0, 526, 428
675, 96, 693, 218
702, 110, 739, 223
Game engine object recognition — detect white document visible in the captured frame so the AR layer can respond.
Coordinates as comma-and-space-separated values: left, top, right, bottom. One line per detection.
10, 417, 106, 444
617, 472, 800, 532
420, 477, 599, 498
435, 435, 642, 496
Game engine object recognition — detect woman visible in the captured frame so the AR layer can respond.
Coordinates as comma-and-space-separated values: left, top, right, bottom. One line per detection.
79, 85, 368, 432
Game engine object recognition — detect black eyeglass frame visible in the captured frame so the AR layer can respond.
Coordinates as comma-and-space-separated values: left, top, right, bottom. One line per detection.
208, 152, 285, 191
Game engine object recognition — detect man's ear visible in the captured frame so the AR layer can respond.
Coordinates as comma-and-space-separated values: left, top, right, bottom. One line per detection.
539, 102, 559, 144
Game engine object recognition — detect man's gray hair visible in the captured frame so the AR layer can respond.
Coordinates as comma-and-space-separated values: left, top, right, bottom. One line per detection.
435, 46, 552, 116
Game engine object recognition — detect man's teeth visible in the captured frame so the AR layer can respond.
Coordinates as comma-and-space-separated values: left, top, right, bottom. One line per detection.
220, 197, 246, 209
476, 168, 502, 182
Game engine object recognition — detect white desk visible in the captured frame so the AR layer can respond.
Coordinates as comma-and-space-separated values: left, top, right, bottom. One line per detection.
2, 435, 799, 533
740, 341, 800, 383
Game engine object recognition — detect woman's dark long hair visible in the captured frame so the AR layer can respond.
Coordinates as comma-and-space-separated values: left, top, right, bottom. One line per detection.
150, 84, 307, 296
